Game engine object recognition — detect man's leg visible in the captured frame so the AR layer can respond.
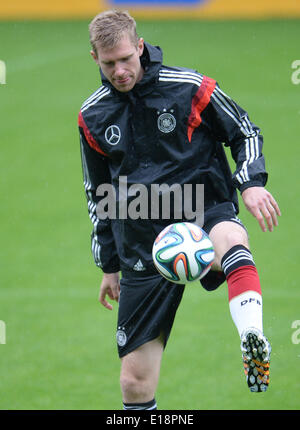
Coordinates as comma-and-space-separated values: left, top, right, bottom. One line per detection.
116, 273, 184, 409
209, 221, 271, 392
209, 221, 263, 334
120, 335, 164, 410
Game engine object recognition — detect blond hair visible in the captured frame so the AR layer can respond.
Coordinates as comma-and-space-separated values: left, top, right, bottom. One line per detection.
89, 10, 139, 55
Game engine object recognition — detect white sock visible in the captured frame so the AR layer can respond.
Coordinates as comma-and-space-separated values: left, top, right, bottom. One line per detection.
229, 290, 263, 338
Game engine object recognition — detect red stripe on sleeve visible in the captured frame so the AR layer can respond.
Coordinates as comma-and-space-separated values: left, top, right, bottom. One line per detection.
187, 76, 216, 143
78, 110, 108, 157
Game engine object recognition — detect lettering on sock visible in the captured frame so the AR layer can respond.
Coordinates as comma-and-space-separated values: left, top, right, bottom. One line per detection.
241, 297, 261, 306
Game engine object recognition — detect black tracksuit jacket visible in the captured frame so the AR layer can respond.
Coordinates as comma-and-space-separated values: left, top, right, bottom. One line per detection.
78, 42, 267, 275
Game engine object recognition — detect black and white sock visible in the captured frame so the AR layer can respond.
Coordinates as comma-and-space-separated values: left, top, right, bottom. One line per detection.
221, 245, 263, 337
123, 398, 157, 410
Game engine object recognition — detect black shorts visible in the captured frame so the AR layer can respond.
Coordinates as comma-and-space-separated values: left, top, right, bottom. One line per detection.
116, 202, 246, 357
116, 274, 184, 357
202, 201, 245, 235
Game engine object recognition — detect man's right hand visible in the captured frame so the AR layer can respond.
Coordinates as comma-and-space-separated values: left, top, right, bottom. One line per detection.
98, 272, 120, 310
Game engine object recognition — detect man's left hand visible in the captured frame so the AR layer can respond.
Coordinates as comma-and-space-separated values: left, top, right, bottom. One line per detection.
241, 186, 281, 232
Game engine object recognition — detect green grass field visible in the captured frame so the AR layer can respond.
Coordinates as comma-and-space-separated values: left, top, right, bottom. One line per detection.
0, 18, 299, 410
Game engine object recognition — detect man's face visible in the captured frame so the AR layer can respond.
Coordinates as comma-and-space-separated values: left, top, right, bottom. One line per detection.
91, 34, 144, 93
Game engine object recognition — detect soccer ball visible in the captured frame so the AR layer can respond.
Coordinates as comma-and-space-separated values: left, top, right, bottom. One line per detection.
152, 222, 215, 284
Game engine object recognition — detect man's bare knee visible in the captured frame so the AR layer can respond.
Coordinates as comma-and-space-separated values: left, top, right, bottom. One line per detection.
209, 221, 249, 269
120, 373, 151, 403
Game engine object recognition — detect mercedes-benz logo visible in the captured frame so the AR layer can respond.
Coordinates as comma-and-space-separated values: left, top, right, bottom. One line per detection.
105, 125, 121, 145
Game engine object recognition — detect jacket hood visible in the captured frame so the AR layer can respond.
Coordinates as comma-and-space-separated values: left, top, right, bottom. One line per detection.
99, 42, 163, 94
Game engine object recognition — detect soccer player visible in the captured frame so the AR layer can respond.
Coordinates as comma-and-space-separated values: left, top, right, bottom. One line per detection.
78, 10, 281, 409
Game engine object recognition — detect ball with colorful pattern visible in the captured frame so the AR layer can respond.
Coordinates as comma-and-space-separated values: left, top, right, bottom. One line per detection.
152, 222, 215, 284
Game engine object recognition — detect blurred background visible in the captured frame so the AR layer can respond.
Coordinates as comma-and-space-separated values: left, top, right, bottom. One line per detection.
0, 0, 300, 410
